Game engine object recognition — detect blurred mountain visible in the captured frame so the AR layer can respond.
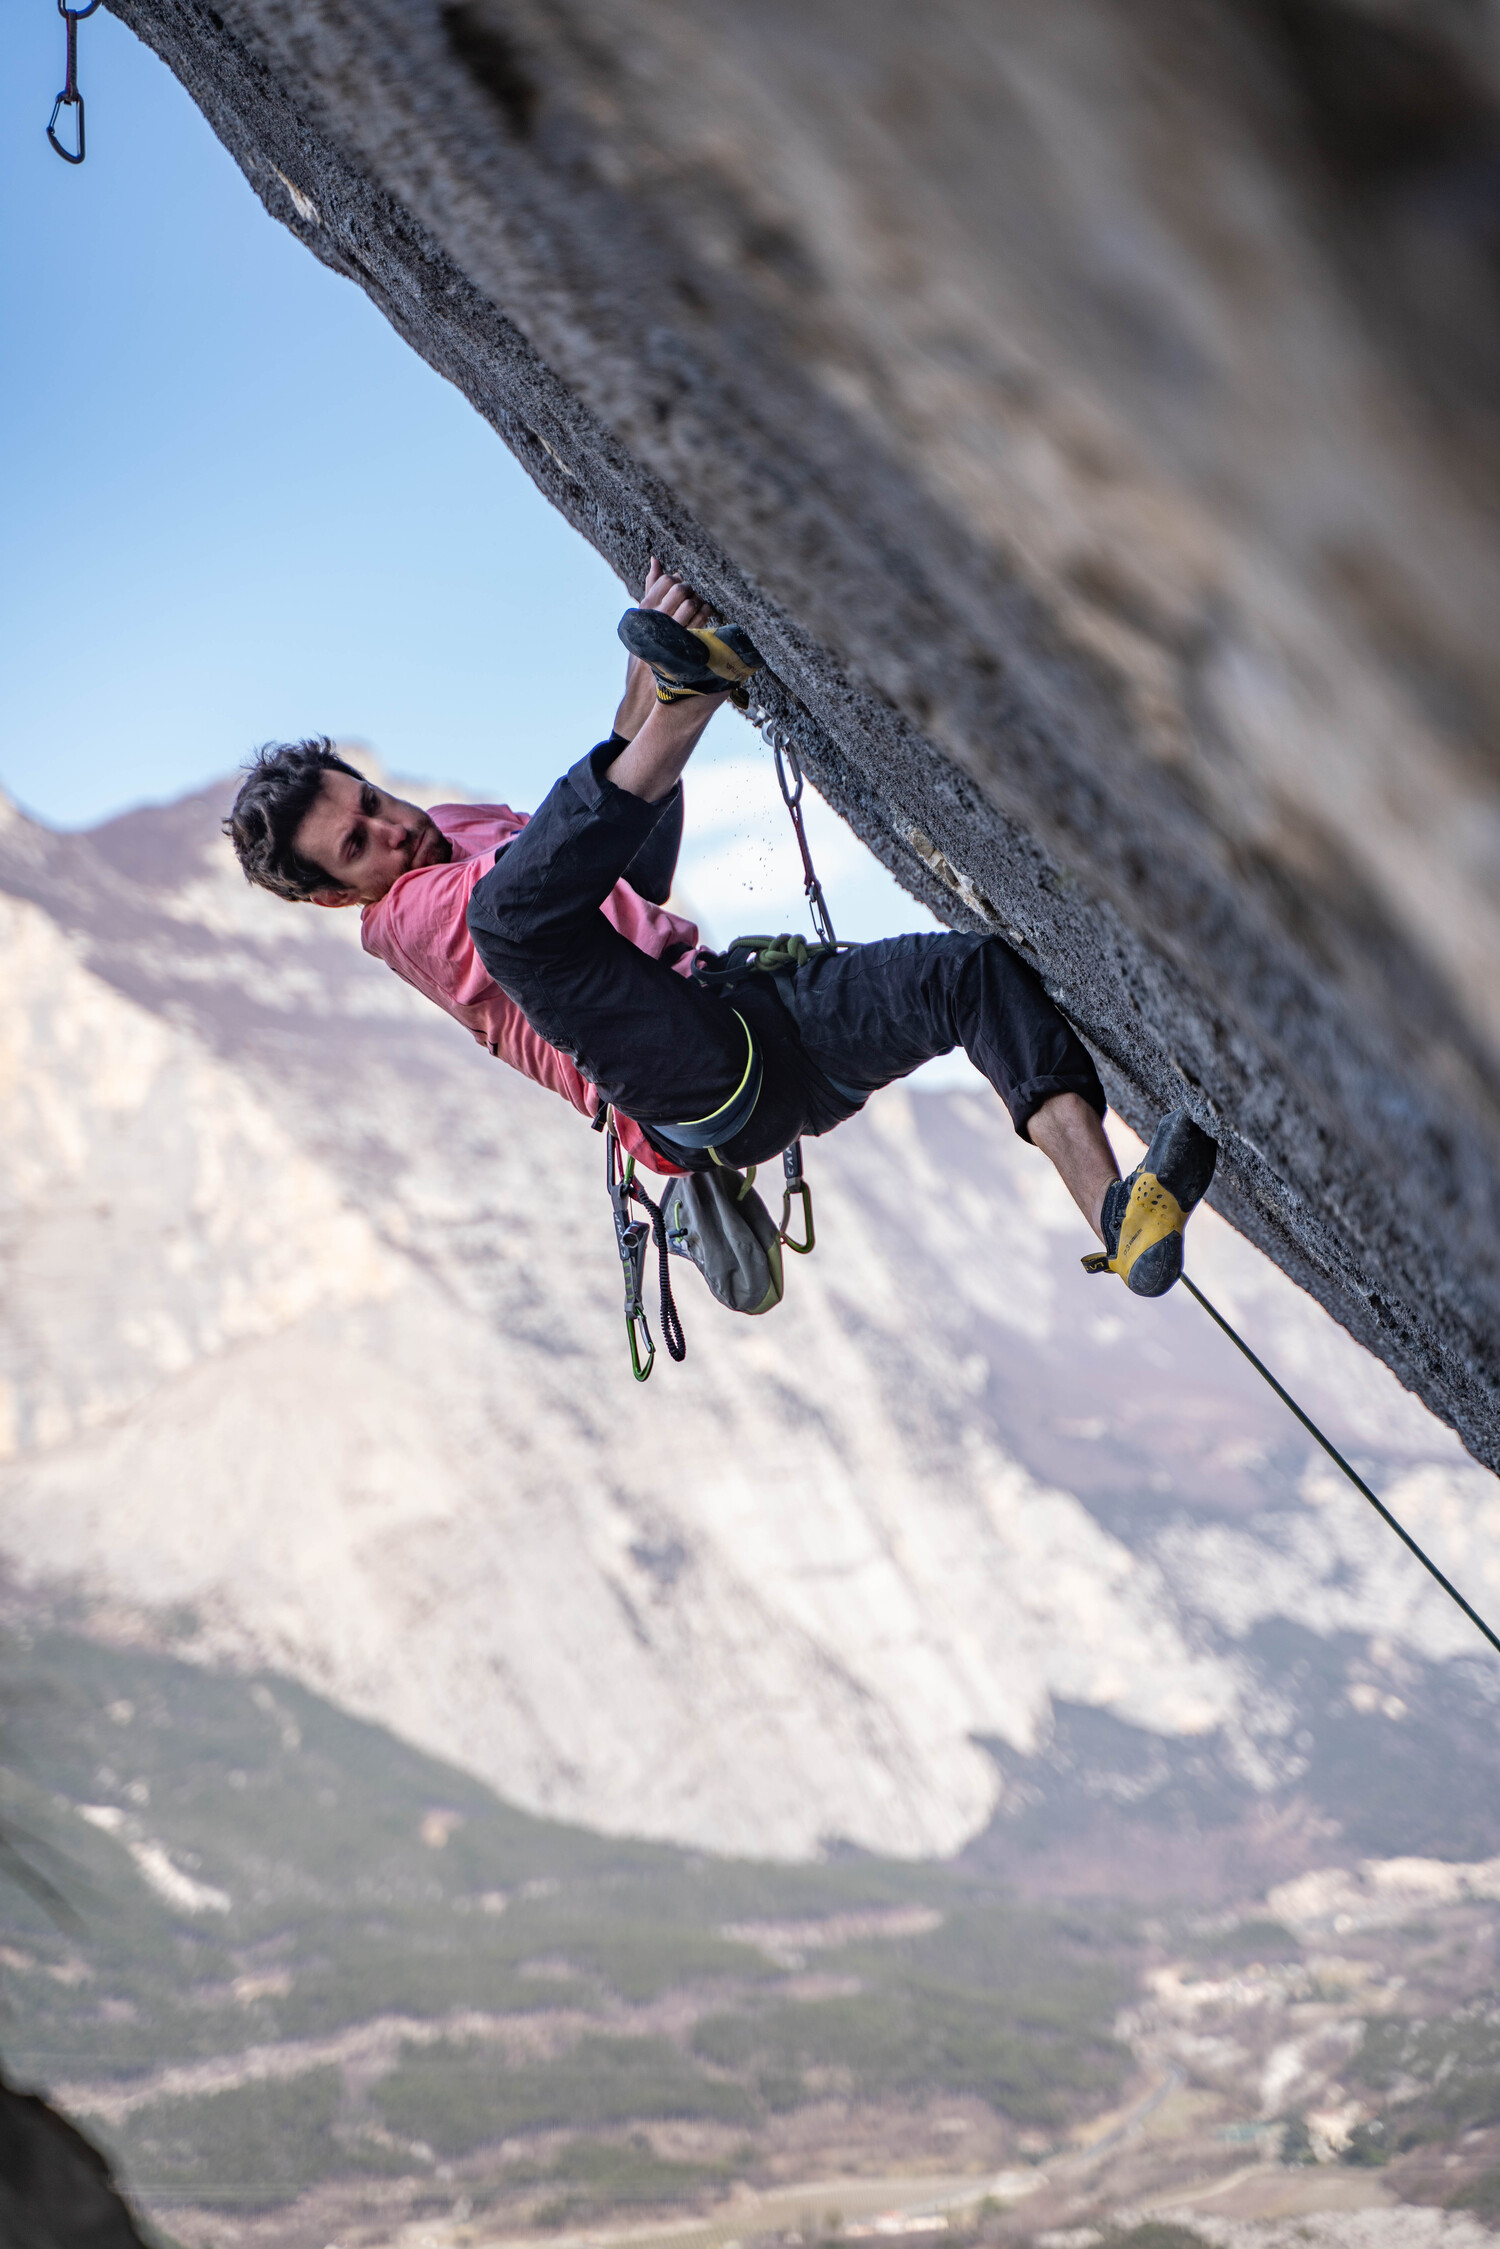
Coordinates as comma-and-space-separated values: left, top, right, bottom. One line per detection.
0, 781, 1498, 1894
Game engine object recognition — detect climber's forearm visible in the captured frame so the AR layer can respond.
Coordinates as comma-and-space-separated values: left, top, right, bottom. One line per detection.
609, 688, 731, 802
613, 655, 657, 742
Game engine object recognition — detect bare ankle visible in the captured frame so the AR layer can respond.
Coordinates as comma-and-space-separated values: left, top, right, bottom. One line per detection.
1026, 1092, 1120, 1244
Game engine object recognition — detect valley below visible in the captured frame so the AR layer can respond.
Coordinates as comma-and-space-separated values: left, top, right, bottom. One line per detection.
6, 1624, 1500, 2249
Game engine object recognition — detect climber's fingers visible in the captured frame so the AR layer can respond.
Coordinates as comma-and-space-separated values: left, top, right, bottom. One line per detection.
642, 557, 712, 628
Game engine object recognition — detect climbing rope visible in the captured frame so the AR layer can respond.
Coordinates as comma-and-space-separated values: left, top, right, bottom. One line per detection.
46, 0, 100, 164
1183, 1274, 1500, 1661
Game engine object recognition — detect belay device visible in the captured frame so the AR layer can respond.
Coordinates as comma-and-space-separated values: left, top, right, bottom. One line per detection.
600, 720, 828, 1381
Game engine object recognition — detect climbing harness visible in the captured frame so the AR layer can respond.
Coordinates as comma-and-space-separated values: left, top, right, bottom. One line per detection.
649, 1009, 764, 1161
1181, 1273, 1500, 1661
46, 0, 101, 164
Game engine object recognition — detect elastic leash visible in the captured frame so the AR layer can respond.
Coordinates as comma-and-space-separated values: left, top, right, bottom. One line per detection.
1181, 1273, 1500, 1661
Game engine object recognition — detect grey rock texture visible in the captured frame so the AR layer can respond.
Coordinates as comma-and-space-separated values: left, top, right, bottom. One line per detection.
106, 0, 1500, 1461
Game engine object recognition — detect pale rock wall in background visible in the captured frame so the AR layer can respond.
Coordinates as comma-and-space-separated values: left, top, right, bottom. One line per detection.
1, 786, 1497, 1882
99, 0, 1500, 1468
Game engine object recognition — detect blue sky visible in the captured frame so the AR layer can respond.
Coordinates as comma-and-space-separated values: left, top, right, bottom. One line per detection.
2, 2, 624, 825
0, 2, 933, 947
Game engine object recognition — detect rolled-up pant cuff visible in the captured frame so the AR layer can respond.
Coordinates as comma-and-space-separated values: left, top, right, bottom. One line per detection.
1011, 1073, 1109, 1141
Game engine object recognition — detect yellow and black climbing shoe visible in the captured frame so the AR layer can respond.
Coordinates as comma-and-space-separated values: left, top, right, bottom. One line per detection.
1084, 1110, 1218, 1298
618, 608, 765, 705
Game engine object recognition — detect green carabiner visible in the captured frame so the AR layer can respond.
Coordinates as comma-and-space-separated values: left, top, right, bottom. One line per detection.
780, 1178, 815, 1255
779, 1141, 815, 1254
626, 1310, 656, 1382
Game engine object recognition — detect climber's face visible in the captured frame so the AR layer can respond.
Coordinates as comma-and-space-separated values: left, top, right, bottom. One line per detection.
296, 769, 453, 906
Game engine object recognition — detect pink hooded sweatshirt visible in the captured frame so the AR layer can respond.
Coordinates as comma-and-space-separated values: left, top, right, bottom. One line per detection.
360, 803, 698, 1174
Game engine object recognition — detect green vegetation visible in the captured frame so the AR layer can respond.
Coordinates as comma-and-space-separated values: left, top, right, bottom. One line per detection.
1351, 1998, 1500, 2147
1279, 2113, 1315, 2165
1186, 1918, 1300, 1964
0, 1628, 1138, 2220
87, 2069, 352, 2211
1450, 2164, 1500, 2217
372, 2033, 756, 2156
692, 1901, 1127, 2128
1341, 2118, 1388, 2166
516, 2135, 735, 2225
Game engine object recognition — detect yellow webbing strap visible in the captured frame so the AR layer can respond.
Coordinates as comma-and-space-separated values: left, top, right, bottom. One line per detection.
673, 1011, 755, 1131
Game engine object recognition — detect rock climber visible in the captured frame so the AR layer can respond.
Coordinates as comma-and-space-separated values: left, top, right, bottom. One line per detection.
223, 561, 1216, 1297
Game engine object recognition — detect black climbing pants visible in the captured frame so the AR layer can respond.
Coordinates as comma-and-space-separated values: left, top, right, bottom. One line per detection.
466, 742, 1106, 1170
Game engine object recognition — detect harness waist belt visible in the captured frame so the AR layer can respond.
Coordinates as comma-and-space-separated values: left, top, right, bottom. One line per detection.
649, 1010, 763, 1155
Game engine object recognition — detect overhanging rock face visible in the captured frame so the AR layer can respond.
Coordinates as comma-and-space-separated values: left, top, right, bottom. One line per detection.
111, 0, 1500, 1463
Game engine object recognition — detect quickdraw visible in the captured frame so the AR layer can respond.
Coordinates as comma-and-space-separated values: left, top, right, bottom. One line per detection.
47, 0, 101, 165
605, 1123, 685, 1382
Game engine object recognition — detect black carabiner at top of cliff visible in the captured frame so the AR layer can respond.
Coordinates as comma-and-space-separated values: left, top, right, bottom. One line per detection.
47, 0, 102, 165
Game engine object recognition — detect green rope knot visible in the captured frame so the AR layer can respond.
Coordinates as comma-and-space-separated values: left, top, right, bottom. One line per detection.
736, 932, 844, 976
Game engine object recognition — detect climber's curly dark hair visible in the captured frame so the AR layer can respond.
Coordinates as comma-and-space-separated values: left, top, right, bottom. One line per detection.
223, 738, 365, 902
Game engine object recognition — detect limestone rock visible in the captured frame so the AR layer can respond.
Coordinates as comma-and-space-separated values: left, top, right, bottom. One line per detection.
102, 0, 1500, 1467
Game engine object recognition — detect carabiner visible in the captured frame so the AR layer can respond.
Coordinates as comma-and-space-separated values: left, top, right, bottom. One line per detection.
47, 89, 84, 163
607, 1132, 656, 1379
47, 0, 101, 162
779, 1140, 816, 1255
625, 1307, 656, 1382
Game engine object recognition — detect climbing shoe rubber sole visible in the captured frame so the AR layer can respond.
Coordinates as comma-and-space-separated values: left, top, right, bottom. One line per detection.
618, 608, 765, 703
1085, 1109, 1218, 1297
